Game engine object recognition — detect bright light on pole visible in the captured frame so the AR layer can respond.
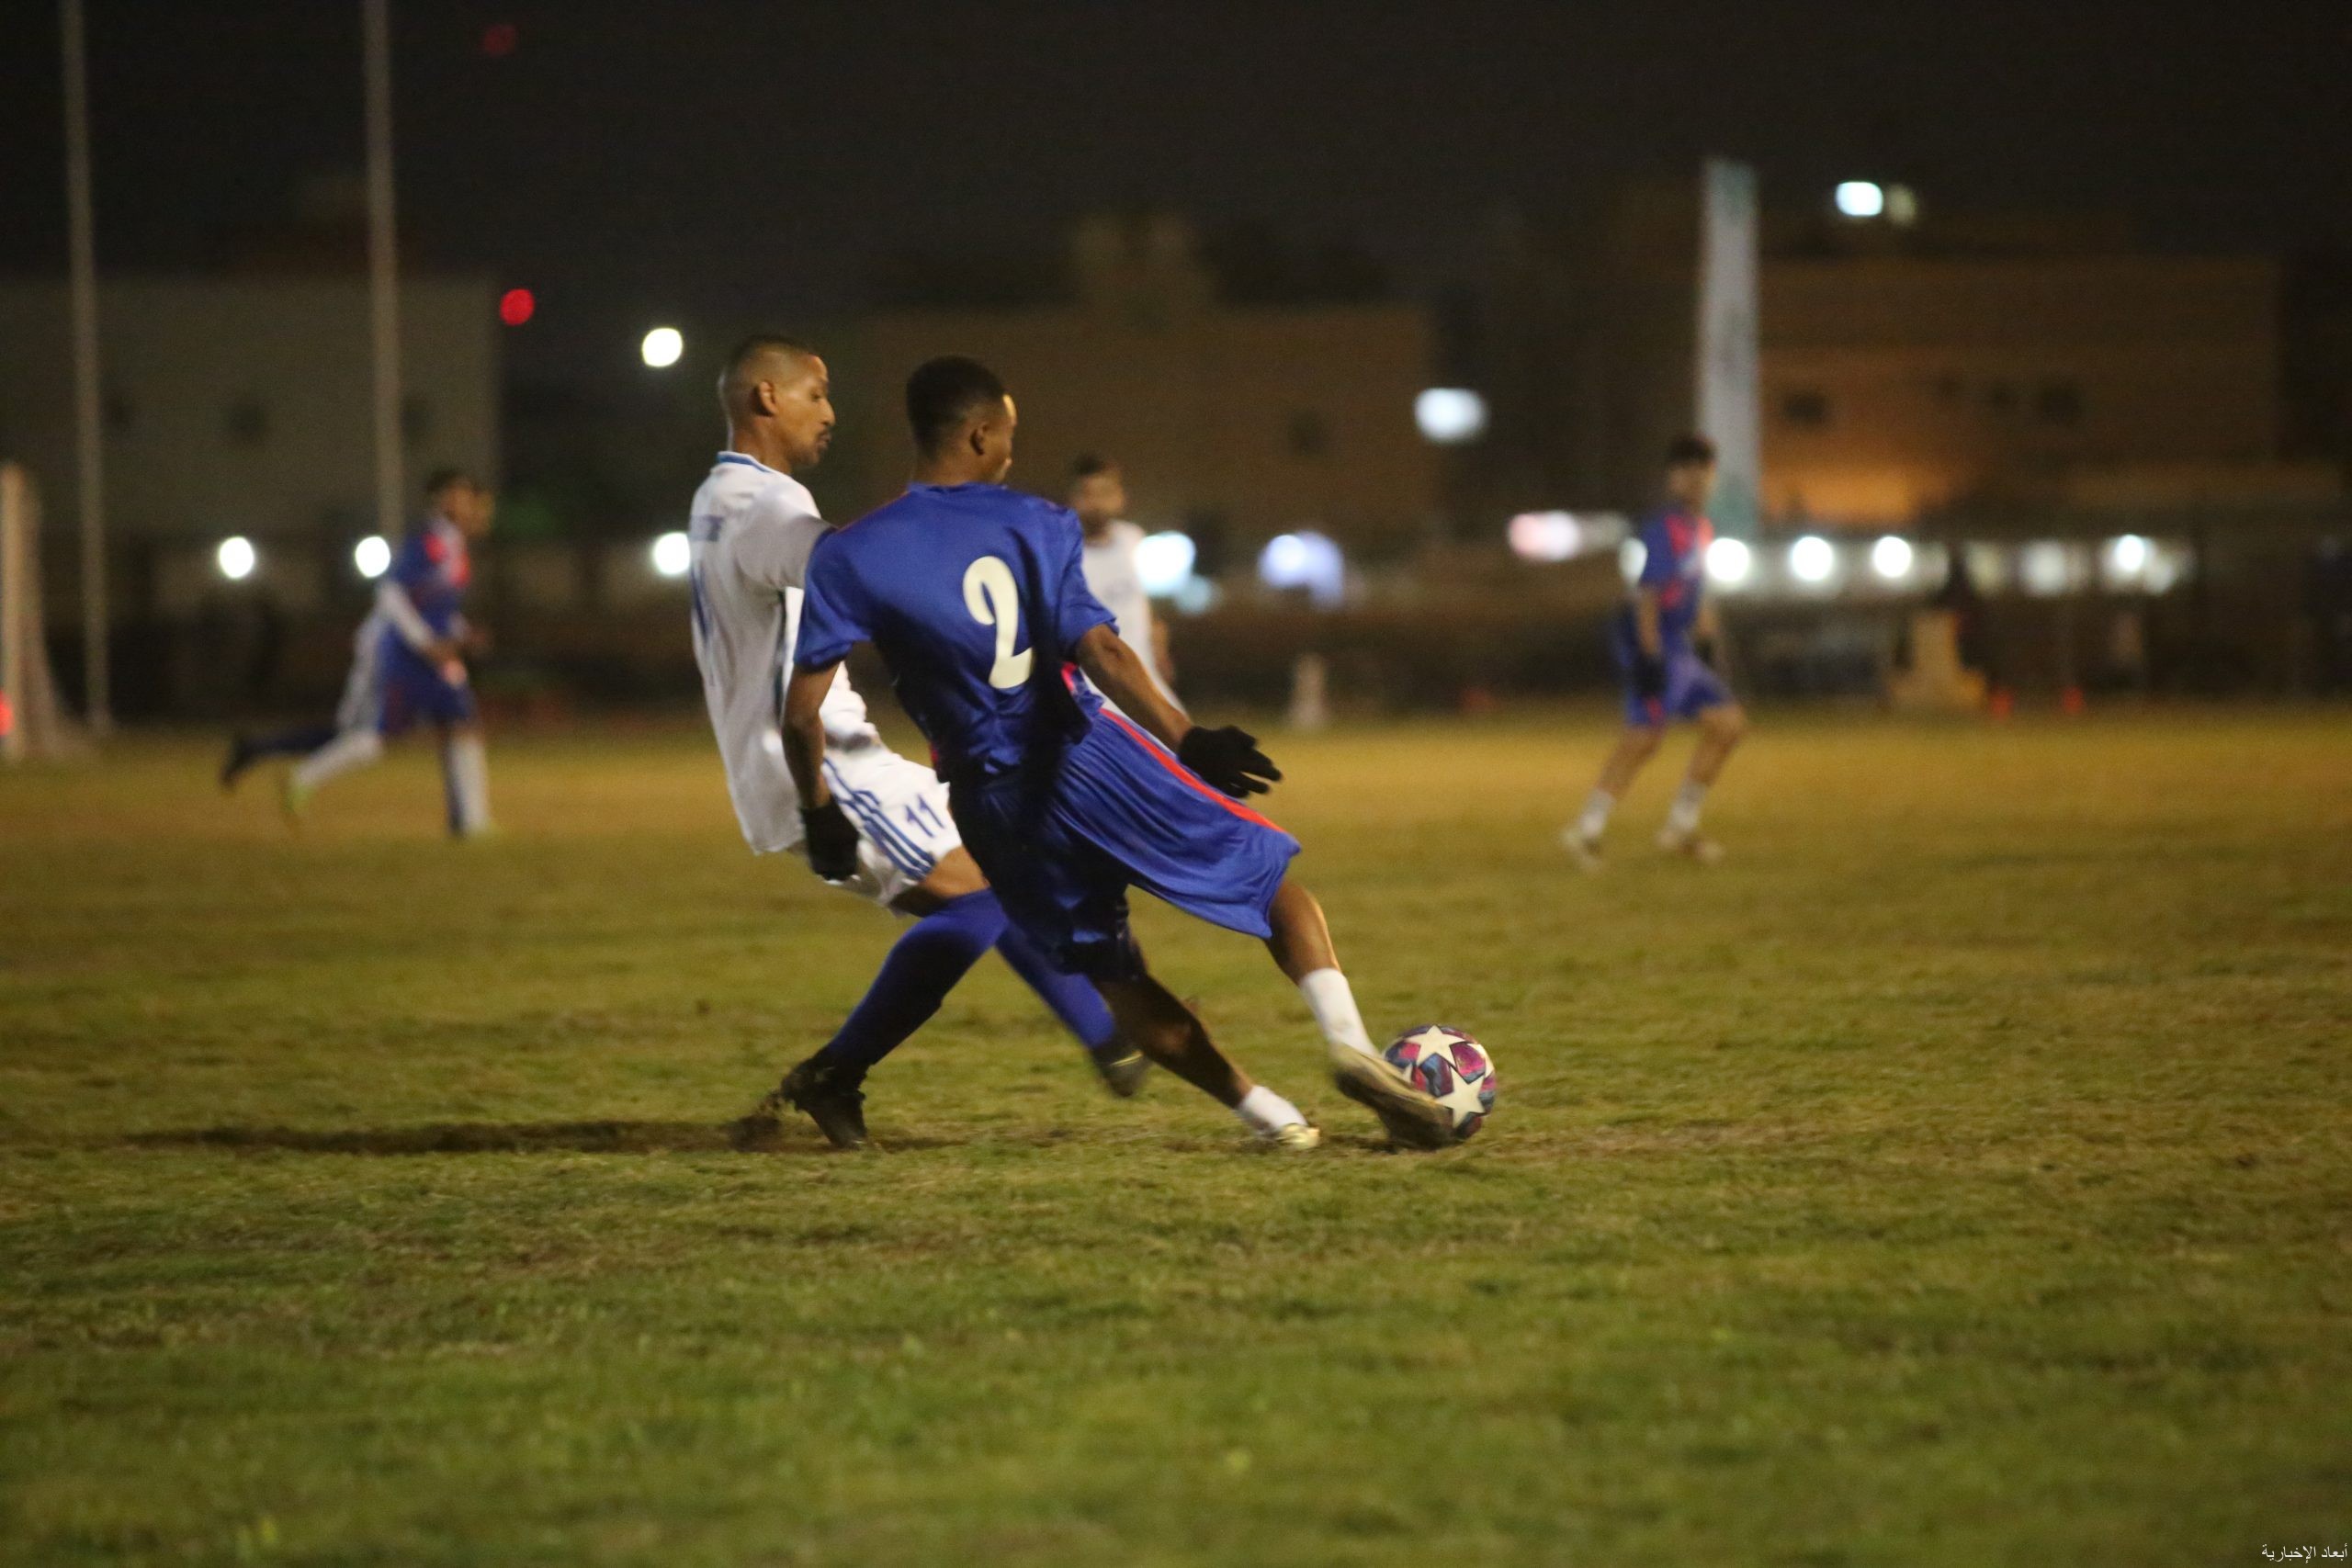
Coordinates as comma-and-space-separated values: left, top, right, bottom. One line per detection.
1789, 534, 1837, 584
1834, 181, 1885, 219
1871, 535, 1915, 581
640, 326, 684, 369
354, 535, 391, 579
216, 536, 257, 581
650, 531, 691, 578
1134, 531, 1197, 596
2109, 534, 2149, 576
1414, 388, 1487, 445
1704, 536, 1753, 587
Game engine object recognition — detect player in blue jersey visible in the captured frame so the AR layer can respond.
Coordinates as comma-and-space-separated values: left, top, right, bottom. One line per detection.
220, 468, 495, 837
783, 356, 1453, 1151
1566, 434, 1748, 866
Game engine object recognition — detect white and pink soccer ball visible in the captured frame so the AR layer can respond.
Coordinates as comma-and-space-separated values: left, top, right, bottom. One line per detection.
1384, 1024, 1497, 1142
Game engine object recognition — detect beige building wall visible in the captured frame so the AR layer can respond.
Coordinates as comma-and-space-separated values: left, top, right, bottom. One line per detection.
1758, 256, 2278, 525
0, 276, 498, 544
859, 290, 1436, 554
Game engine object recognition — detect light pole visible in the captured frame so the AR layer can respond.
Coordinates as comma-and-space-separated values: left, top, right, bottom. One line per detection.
60, 0, 108, 732
362, 0, 404, 547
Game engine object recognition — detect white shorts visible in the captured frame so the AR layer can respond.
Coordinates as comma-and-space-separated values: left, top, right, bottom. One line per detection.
807, 739, 962, 908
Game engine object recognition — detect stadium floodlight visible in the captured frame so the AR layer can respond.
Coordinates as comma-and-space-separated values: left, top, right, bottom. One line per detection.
2108, 534, 2150, 577
1508, 511, 1581, 563
1834, 181, 1885, 219
216, 536, 258, 581
1414, 388, 1488, 445
1871, 535, 1915, 581
1258, 530, 1345, 606
2020, 541, 2074, 596
1788, 534, 1837, 584
1704, 536, 1753, 587
1618, 538, 1647, 584
1134, 531, 1197, 597
650, 531, 692, 578
640, 326, 684, 368
354, 535, 392, 579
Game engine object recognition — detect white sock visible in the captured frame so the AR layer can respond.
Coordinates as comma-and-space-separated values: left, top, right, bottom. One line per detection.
446, 733, 493, 836
1298, 967, 1378, 1059
1665, 779, 1708, 837
1235, 1084, 1306, 1135
291, 728, 382, 792
1577, 787, 1615, 840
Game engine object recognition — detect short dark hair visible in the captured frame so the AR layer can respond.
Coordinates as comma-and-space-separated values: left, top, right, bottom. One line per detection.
1665, 434, 1718, 468
423, 467, 473, 501
906, 355, 1008, 456
719, 334, 819, 419
1070, 452, 1118, 481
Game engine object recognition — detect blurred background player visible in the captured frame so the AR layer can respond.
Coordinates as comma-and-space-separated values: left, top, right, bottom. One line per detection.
689, 336, 1144, 1150
785, 356, 1454, 1151
220, 468, 496, 838
1566, 434, 1748, 866
1068, 454, 1181, 711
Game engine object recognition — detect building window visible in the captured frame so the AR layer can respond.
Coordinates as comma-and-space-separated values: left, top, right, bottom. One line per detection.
1780, 389, 1831, 428
1286, 410, 1329, 458
2034, 380, 2084, 426
401, 395, 434, 447
224, 397, 268, 447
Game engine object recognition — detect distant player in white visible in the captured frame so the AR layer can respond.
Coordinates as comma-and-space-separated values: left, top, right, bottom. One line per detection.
693, 337, 1143, 1148
1068, 454, 1182, 712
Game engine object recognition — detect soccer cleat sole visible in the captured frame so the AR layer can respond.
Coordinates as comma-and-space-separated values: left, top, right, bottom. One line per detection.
1091, 1046, 1150, 1099
1261, 1122, 1322, 1151
1329, 1049, 1455, 1151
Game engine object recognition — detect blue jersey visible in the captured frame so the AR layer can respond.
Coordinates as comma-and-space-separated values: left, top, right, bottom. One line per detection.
1618, 507, 1714, 649
796, 483, 1116, 782
387, 516, 471, 638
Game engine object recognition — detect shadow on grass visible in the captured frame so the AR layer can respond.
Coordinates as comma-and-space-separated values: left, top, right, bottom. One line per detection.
119, 1121, 949, 1156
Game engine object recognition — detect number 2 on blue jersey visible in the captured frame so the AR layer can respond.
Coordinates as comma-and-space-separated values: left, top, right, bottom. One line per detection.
962, 556, 1033, 689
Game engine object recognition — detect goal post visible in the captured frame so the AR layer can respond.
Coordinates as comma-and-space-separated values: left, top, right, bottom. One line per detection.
0, 463, 84, 762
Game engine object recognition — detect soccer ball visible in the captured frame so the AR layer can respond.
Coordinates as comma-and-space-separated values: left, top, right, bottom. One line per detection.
1384, 1024, 1496, 1141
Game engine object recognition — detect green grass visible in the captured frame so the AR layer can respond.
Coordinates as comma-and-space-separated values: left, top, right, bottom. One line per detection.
2, 710, 2347, 1567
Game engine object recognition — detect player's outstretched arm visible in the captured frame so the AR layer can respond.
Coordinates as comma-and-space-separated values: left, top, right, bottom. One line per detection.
1075, 624, 1279, 798
782, 661, 858, 879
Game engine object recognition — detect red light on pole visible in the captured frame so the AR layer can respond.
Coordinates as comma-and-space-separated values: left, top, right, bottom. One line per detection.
481, 22, 518, 58
498, 288, 536, 326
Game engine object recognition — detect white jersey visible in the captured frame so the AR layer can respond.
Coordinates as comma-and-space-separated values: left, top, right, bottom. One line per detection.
686, 452, 882, 854
1080, 519, 1175, 702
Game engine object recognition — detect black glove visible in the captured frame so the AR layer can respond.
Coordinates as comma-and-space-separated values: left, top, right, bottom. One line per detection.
1178, 725, 1282, 798
1691, 635, 1720, 671
800, 800, 861, 881
1632, 651, 1668, 699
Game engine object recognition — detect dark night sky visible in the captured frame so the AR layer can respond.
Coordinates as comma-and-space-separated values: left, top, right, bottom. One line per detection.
6, 0, 2351, 386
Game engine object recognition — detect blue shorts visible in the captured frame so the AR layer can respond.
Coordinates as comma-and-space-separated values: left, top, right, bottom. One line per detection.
949, 713, 1301, 981
1613, 641, 1731, 728
376, 644, 477, 735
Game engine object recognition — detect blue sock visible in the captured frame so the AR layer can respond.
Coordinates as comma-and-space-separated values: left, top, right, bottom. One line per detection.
814, 889, 1007, 1077
994, 921, 1120, 1053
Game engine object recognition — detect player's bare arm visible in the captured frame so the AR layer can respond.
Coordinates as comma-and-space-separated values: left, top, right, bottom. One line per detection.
1634, 587, 1665, 659
1076, 624, 1279, 799
781, 661, 838, 811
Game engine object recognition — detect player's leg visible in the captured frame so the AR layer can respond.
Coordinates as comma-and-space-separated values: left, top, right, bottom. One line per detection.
1263, 879, 1454, 1150
1657, 702, 1744, 861
440, 717, 493, 840
1656, 654, 1743, 863
1092, 965, 1316, 1148
281, 723, 387, 822
220, 721, 339, 790
1566, 722, 1662, 867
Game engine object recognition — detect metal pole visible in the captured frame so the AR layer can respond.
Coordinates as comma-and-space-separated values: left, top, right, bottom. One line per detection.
362, 0, 405, 544
61, 0, 109, 732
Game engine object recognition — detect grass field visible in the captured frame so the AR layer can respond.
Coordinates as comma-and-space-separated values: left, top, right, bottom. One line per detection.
2, 710, 2347, 1566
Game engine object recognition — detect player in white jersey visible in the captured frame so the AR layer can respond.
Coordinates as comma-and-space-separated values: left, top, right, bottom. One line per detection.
695, 336, 1145, 1149
1069, 454, 1181, 711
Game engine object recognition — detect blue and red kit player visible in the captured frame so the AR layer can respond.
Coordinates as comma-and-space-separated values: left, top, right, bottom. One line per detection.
219, 468, 495, 837
782, 356, 1453, 1150
1567, 434, 1749, 866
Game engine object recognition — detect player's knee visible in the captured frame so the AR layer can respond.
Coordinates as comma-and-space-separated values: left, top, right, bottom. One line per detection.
1710, 705, 1748, 745
1625, 726, 1665, 759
